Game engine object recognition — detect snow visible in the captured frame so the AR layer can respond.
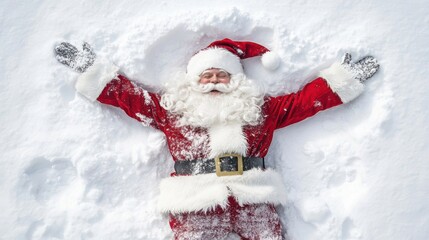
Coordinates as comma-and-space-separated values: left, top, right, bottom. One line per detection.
1, 0, 428, 239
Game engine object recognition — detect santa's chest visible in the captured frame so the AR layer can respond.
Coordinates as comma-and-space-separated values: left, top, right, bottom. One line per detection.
162, 122, 274, 161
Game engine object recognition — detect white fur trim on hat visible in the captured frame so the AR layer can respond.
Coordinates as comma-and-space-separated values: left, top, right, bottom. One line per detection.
319, 62, 365, 103
186, 48, 243, 77
75, 58, 119, 101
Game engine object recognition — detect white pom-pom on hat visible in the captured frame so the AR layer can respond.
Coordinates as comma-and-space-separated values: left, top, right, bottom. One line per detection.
261, 51, 280, 71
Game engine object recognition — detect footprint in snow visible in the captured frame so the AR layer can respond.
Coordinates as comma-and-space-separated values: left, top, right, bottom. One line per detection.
20, 156, 77, 202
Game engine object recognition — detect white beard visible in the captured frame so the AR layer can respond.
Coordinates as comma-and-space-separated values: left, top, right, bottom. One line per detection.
160, 73, 264, 128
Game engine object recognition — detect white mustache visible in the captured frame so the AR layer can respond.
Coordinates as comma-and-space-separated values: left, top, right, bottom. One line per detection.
191, 82, 238, 93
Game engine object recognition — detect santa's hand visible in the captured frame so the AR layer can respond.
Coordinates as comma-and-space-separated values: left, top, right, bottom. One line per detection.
341, 53, 379, 82
54, 42, 96, 73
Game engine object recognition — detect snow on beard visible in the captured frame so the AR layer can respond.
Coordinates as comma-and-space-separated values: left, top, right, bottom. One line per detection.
161, 73, 264, 128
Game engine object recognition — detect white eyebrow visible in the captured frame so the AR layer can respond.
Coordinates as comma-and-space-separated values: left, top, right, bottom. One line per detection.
200, 70, 213, 76
200, 69, 229, 76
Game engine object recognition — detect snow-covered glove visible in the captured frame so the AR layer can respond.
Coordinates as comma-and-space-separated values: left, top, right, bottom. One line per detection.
341, 53, 379, 82
54, 42, 96, 73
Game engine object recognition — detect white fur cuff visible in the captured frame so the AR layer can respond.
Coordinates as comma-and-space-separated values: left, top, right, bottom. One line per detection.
319, 62, 365, 103
75, 58, 120, 101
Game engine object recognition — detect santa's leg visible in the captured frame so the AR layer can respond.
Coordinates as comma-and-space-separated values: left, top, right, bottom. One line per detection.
169, 205, 232, 240
169, 197, 282, 240
230, 198, 283, 240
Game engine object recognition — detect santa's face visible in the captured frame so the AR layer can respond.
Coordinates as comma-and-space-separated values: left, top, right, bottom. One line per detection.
198, 68, 231, 95
199, 68, 230, 84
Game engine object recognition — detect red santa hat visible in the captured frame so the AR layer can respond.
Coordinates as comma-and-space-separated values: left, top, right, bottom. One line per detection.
186, 38, 280, 77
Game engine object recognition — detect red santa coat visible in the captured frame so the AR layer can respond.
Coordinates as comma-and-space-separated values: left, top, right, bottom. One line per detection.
75, 59, 364, 213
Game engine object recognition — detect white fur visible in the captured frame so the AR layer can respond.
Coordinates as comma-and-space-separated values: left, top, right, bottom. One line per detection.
207, 122, 247, 158
75, 58, 120, 101
261, 51, 280, 70
319, 62, 365, 103
157, 168, 288, 213
186, 48, 243, 77
161, 73, 264, 128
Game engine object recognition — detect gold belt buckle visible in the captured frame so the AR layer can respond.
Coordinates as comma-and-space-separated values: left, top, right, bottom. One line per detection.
215, 153, 243, 177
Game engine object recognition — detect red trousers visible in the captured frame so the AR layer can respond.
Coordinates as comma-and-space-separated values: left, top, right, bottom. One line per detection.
169, 197, 282, 240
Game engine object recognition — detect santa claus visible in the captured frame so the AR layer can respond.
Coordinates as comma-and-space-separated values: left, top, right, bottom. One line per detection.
54, 38, 379, 240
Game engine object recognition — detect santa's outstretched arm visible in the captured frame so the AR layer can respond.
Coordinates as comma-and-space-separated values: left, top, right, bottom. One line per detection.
266, 53, 380, 129
54, 42, 166, 129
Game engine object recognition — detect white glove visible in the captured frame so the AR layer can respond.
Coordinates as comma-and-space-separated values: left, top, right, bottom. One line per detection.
54, 42, 96, 73
342, 53, 379, 82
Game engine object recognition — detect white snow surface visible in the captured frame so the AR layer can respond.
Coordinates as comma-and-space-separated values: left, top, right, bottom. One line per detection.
1, 0, 428, 239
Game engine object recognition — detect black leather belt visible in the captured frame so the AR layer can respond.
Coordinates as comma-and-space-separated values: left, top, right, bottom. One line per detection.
174, 154, 265, 177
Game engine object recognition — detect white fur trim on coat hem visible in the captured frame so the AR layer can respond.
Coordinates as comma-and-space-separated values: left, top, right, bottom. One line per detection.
75, 58, 120, 101
157, 168, 287, 214
319, 62, 364, 103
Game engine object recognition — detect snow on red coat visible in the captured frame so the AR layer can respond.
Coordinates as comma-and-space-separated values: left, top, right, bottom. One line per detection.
75, 59, 364, 213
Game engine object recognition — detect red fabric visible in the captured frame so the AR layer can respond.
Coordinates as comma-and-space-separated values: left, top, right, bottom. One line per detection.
97, 75, 343, 161
169, 197, 282, 240
206, 38, 270, 59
